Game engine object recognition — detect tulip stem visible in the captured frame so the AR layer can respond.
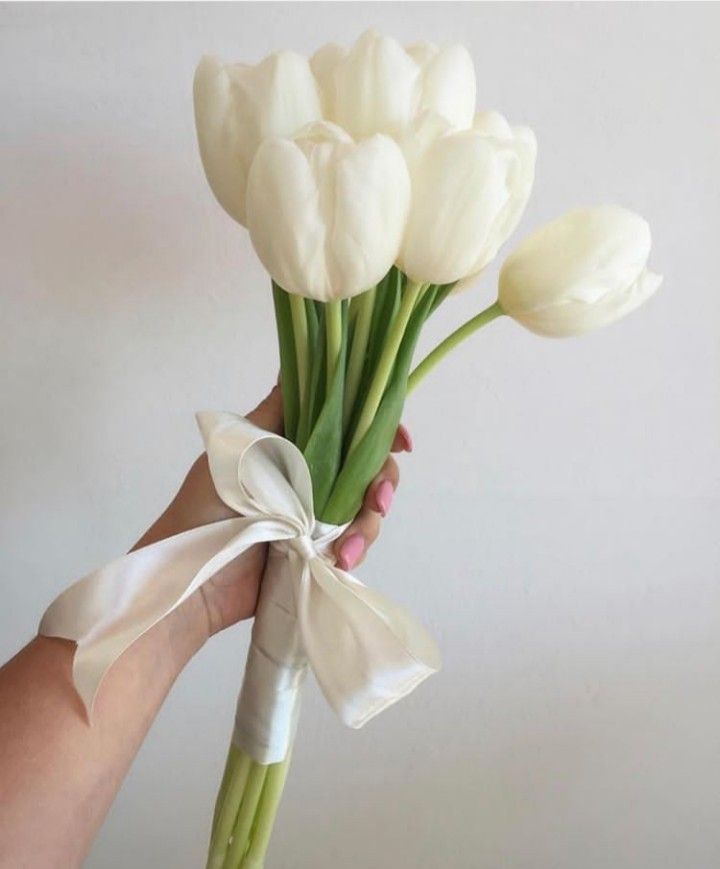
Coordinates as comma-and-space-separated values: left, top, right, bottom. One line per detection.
348, 280, 425, 454
207, 747, 251, 868
408, 300, 504, 392
325, 300, 343, 394
289, 294, 309, 415
239, 752, 292, 868
343, 286, 376, 429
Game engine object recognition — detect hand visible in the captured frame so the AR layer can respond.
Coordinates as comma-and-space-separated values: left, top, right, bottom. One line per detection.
134, 386, 413, 644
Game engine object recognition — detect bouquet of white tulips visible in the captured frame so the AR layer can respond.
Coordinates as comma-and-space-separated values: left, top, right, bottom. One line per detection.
193, 30, 661, 868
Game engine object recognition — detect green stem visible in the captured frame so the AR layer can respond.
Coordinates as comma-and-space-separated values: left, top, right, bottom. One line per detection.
343, 287, 376, 429
211, 744, 238, 839
224, 762, 268, 867
348, 281, 425, 454
325, 300, 343, 394
408, 300, 504, 393
289, 294, 309, 413
240, 754, 292, 868
207, 748, 251, 869
271, 283, 299, 441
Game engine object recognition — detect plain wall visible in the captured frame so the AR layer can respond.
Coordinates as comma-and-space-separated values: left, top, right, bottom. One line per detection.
2, 3, 719, 867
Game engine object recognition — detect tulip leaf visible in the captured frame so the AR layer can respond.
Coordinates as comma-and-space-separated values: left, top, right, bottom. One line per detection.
272, 282, 299, 441
295, 302, 325, 450
321, 287, 436, 525
428, 282, 456, 316
295, 299, 321, 447
303, 303, 348, 516
344, 268, 401, 443
366, 267, 402, 378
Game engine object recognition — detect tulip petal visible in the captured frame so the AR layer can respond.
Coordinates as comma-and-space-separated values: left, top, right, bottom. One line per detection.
194, 56, 247, 225
329, 30, 420, 140
419, 45, 476, 130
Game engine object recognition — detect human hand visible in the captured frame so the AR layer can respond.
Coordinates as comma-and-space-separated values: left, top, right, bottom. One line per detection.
135, 386, 412, 646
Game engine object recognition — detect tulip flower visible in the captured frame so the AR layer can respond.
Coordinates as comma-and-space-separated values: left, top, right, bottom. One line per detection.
310, 29, 476, 140
245, 121, 410, 301
498, 205, 662, 336
397, 111, 537, 285
194, 52, 322, 226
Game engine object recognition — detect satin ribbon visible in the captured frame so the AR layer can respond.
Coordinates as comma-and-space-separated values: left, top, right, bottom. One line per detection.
39, 412, 441, 764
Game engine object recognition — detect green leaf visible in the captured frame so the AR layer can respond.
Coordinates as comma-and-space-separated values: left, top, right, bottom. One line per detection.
321, 287, 437, 524
271, 282, 299, 441
303, 303, 348, 515
428, 282, 455, 316
294, 299, 325, 450
344, 267, 401, 447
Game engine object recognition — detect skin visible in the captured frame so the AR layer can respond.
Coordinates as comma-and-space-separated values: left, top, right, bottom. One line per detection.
0, 387, 410, 869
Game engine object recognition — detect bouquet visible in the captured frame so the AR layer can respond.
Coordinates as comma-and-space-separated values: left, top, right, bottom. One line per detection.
39, 29, 661, 869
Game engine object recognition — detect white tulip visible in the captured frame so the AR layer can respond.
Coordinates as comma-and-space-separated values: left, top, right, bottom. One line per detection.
498, 205, 662, 336
193, 52, 322, 226
311, 30, 476, 140
398, 111, 537, 285
245, 122, 411, 301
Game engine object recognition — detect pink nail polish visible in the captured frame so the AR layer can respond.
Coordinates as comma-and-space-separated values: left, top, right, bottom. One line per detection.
338, 534, 364, 570
398, 424, 413, 452
376, 479, 394, 517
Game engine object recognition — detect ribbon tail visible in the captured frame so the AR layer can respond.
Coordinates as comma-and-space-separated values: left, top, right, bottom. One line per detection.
298, 559, 441, 729
40, 516, 291, 717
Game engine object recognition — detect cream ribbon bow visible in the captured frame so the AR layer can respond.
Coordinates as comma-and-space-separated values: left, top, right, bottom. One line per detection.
40, 412, 440, 763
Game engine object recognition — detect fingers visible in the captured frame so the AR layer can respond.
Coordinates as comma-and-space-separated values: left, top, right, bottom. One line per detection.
391, 423, 413, 454
246, 384, 284, 434
335, 507, 381, 570
364, 454, 399, 516
334, 421, 412, 570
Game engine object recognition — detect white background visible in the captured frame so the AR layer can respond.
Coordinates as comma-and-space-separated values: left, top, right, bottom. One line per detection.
2, 3, 719, 868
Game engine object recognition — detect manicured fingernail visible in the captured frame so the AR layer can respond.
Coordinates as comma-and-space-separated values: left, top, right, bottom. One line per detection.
375, 479, 394, 517
338, 534, 364, 571
398, 424, 413, 452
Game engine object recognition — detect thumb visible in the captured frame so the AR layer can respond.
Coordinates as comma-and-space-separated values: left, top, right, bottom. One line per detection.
246, 384, 284, 434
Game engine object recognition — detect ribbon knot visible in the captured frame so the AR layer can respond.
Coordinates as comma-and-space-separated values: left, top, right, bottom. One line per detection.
285, 533, 319, 562
39, 411, 441, 765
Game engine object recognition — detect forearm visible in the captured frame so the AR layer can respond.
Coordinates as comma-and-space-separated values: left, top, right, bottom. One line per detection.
0, 597, 207, 868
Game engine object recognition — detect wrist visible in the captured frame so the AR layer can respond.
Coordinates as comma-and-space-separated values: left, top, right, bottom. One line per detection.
161, 593, 211, 672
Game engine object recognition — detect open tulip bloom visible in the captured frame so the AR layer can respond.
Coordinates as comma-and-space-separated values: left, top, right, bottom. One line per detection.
35, 28, 661, 869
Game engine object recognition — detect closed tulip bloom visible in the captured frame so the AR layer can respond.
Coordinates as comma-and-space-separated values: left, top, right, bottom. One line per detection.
398, 112, 537, 285
311, 30, 476, 140
498, 205, 662, 336
193, 52, 322, 226
246, 122, 411, 300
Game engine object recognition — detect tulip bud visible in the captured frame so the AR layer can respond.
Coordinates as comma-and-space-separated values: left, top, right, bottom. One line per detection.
398, 112, 536, 285
246, 122, 410, 301
193, 52, 322, 226
311, 30, 476, 140
498, 205, 662, 336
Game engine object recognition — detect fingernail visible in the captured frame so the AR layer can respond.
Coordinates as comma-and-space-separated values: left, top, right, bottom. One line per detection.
375, 479, 394, 517
398, 424, 413, 452
337, 534, 365, 571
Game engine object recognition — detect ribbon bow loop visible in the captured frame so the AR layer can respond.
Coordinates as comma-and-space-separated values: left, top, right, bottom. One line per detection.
197, 411, 314, 534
